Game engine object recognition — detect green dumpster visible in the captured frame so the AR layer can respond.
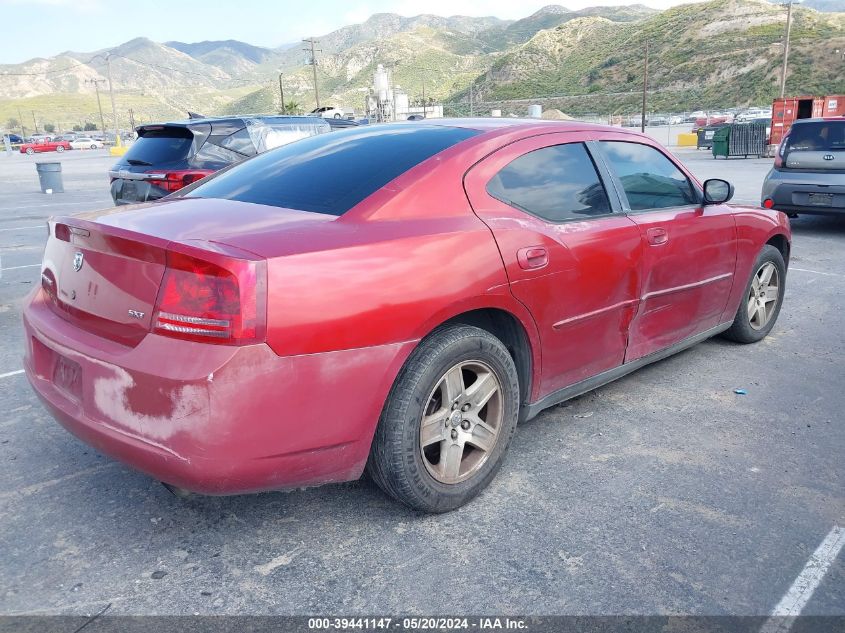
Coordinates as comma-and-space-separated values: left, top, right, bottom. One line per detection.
712, 126, 730, 158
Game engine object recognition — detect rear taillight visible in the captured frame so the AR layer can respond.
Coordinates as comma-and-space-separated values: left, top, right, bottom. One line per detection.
774, 134, 789, 168
145, 169, 214, 193
153, 250, 266, 345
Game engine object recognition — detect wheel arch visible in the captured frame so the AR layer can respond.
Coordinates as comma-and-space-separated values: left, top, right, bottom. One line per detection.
405, 297, 541, 410
766, 232, 790, 266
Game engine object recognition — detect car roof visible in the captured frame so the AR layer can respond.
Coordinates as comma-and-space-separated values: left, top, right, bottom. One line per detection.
791, 117, 845, 124
412, 117, 609, 132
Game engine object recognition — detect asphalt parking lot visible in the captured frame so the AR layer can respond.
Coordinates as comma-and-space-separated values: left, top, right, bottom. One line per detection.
0, 146, 842, 618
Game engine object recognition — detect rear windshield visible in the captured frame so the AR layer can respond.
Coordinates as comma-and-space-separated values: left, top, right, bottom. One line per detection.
786, 121, 845, 152
123, 128, 194, 165
184, 124, 479, 215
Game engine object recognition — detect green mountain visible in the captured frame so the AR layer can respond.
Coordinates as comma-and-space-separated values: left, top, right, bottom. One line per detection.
467, 0, 845, 113
0, 0, 842, 131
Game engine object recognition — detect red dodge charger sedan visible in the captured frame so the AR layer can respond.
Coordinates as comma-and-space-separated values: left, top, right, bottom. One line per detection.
23, 120, 790, 512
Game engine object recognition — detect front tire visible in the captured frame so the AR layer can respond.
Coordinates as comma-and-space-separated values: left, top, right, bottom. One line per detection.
722, 245, 786, 343
367, 325, 520, 513
25, 148, 33, 155
56, 145, 64, 152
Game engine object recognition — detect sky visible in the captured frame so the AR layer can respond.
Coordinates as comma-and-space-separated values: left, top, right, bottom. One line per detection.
0, 0, 710, 64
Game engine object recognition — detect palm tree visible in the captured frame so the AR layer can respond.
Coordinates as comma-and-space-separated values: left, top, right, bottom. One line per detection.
284, 100, 301, 114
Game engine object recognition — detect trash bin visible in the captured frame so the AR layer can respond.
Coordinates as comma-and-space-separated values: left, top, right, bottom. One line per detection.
35, 161, 63, 193
711, 126, 731, 158
696, 124, 727, 150
729, 123, 767, 158
711, 123, 767, 159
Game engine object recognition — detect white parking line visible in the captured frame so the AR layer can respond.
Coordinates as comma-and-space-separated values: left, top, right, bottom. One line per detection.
0, 369, 24, 379
790, 268, 845, 279
759, 525, 845, 633
1, 264, 40, 271
0, 225, 44, 232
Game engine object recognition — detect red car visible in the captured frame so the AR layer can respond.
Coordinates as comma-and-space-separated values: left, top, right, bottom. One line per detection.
20, 138, 71, 155
23, 120, 790, 512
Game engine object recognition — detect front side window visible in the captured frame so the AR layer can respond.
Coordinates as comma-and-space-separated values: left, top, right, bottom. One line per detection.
486, 142, 612, 222
599, 141, 697, 211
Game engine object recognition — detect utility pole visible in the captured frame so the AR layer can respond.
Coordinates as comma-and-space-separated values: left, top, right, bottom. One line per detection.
17, 107, 26, 137
303, 38, 321, 109
278, 72, 286, 114
86, 78, 107, 133
31, 111, 38, 134
780, 0, 795, 98
128, 108, 135, 134
105, 53, 118, 139
641, 41, 649, 134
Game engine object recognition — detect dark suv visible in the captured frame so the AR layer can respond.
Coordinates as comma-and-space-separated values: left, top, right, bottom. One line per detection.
109, 116, 330, 205
762, 118, 845, 216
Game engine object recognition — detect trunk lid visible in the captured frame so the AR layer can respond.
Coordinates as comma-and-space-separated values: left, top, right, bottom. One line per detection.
41, 219, 170, 346
785, 150, 844, 171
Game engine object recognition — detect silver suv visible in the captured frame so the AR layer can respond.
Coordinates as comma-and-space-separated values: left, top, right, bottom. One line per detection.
761, 118, 845, 217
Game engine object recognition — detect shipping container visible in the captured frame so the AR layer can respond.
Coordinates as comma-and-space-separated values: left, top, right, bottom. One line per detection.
770, 95, 845, 146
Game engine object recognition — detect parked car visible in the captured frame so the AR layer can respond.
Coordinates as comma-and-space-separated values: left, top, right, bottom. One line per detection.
26, 133, 49, 143
19, 138, 71, 154
24, 120, 790, 512
69, 137, 104, 150
324, 117, 359, 130
762, 117, 845, 217
109, 115, 330, 205
3, 133, 24, 145
310, 106, 345, 119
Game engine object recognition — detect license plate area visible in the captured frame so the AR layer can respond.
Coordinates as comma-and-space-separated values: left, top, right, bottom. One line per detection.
53, 355, 82, 400
807, 192, 833, 207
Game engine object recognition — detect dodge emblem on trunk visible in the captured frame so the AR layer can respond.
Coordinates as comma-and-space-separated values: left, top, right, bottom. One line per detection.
72, 252, 84, 272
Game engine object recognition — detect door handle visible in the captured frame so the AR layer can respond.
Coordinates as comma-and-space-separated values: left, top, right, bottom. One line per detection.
646, 227, 669, 246
517, 246, 549, 270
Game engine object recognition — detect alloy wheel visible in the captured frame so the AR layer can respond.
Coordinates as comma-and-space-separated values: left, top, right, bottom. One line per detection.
419, 360, 504, 484
747, 261, 780, 330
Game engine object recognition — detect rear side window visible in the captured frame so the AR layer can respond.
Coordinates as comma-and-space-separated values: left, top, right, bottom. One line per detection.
486, 143, 612, 222
123, 128, 194, 165
786, 122, 845, 152
599, 141, 697, 211
186, 124, 479, 215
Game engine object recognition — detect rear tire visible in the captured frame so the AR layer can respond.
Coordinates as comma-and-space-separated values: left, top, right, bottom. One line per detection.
367, 325, 520, 513
56, 145, 64, 152
25, 148, 33, 155
722, 245, 786, 344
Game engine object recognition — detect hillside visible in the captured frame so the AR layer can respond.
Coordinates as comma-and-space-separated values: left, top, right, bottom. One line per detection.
1, 0, 843, 131
462, 0, 845, 113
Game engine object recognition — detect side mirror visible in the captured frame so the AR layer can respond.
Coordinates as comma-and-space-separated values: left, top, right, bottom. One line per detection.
703, 178, 734, 205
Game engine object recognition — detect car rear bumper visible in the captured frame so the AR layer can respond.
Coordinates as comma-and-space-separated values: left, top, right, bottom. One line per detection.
23, 288, 415, 494
762, 170, 845, 215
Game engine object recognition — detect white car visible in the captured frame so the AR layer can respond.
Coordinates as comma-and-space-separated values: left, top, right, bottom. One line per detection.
310, 106, 345, 119
69, 137, 104, 150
